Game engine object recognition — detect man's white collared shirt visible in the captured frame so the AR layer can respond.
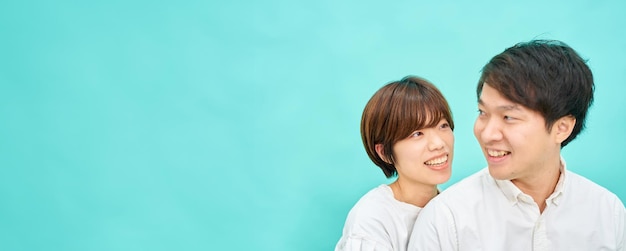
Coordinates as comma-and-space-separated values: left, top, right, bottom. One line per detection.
408, 160, 626, 251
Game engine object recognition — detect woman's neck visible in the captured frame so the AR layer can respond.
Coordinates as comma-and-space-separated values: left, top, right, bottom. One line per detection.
389, 179, 438, 207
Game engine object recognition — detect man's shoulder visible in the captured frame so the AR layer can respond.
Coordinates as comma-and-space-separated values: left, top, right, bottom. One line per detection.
431, 168, 493, 205
565, 170, 623, 204
443, 167, 491, 192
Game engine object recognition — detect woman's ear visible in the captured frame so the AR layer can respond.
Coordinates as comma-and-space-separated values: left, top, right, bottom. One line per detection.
554, 115, 576, 144
375, 144, 391, 163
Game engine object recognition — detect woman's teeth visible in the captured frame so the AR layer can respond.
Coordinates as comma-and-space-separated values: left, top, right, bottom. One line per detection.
425, 155, 447, 165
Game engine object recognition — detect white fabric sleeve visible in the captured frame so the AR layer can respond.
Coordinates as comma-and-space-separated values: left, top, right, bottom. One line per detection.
335, 236, 392, 251
617, 199, 625, 251
407, 200, 457, 251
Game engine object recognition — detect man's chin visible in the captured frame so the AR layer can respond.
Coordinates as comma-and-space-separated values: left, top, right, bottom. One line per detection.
487, 166, 512, 181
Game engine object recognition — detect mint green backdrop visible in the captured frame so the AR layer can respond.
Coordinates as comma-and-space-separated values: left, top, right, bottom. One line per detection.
1, 1, 624, 250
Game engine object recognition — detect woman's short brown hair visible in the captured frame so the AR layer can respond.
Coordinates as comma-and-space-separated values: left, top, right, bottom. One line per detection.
361, 76, 454, 178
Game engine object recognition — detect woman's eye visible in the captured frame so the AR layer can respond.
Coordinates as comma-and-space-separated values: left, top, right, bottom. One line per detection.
440, 123, 450, 129
504, 115, 514, 121
410, 131, 423, 137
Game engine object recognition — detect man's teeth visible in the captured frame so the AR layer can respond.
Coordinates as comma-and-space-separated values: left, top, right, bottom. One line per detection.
425, 155, 447, 165
488, 150, 509, 157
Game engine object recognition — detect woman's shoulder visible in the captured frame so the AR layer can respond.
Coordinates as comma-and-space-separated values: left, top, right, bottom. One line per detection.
349, 185, 395, 213
337, 185, 413, 251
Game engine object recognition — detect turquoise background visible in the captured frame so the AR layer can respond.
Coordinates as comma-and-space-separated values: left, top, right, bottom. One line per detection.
1, 1, 625, 250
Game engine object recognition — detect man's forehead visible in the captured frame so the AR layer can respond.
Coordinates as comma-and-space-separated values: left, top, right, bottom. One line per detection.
478, 98, 521, 111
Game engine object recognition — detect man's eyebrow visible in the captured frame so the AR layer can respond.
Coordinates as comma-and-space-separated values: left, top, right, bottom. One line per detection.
477, 99, 519, 111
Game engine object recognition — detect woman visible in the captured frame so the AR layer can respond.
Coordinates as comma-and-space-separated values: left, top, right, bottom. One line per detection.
335, 76, 454, 251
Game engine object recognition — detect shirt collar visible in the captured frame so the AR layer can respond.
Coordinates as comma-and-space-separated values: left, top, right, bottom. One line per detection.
494, 176, 522, 205
493, 156, 568, 206
548, 156, 567, 205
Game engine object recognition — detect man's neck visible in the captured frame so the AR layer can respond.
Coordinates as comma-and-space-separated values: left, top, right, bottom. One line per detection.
512, 160, 562, 213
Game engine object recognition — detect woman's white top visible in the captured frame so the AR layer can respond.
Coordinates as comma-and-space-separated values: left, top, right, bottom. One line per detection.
335, 184, 422, 251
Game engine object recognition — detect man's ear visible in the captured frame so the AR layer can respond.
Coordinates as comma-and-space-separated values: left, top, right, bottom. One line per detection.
375, 144, 391, 163
554, 115, 576, 144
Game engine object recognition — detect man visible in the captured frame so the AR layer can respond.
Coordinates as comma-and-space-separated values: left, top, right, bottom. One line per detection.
408, 40, 625, 251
